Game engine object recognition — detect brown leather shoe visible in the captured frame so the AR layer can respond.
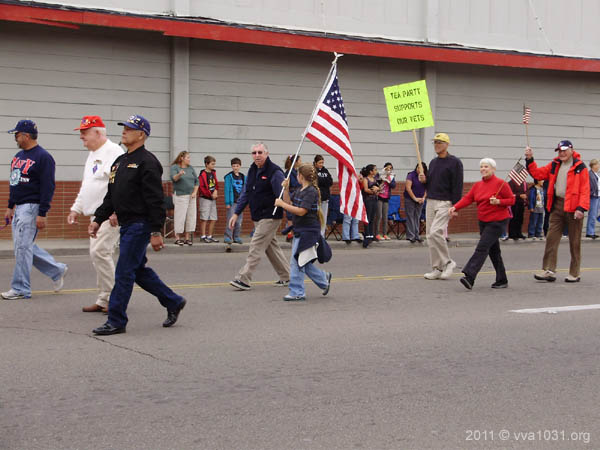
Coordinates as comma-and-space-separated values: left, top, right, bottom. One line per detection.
82, 304, 107, 313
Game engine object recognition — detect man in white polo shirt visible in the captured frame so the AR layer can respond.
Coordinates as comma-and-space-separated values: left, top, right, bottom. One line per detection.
67, 116, 123, 312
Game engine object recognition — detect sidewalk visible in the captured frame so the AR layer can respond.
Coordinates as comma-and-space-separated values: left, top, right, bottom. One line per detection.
0, 233, 595, 258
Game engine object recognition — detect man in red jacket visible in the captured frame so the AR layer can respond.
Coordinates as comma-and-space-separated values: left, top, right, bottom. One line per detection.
525, 140, 590, 282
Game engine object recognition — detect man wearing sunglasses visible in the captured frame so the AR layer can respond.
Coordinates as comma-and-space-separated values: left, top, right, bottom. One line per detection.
229, 142, 290, 291
525, 140, 590, 282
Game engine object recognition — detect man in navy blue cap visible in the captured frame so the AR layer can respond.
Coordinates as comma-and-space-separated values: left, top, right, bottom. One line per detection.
3, 119, 68, 300
89, 115, 186, 335
525, 140, 590, 282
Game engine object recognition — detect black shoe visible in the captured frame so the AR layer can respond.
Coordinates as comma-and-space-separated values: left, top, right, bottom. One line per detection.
459, 276, 473, 290
362, 238, 371, 248
491, 280, 508, 289
230, 279, 251, 290
93, 322, 126, 335
520, 234, 527, 239
163, 298, 186, 328
344, 240, 352, 245
354, 238, 363, 243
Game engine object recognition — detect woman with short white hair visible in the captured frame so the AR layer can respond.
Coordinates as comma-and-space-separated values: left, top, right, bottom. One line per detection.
448, 158, 515, 290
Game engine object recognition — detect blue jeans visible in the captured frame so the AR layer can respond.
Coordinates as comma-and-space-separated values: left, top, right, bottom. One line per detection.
342, 214, 359, 240
10, 203, 66, 297
107, 221, 184, 328
586, 197, 599, 236
527, 212, 544, 237
224, 202, 243, 240
288, 237, 328, 297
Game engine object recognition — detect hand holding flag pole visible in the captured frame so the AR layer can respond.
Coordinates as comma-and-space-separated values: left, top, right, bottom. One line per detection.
272, 53, 344, 215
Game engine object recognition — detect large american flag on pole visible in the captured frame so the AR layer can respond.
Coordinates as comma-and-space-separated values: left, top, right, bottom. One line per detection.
306, 66, 367, 222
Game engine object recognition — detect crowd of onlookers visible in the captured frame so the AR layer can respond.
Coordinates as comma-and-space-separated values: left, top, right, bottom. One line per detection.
168, 153, 600, 246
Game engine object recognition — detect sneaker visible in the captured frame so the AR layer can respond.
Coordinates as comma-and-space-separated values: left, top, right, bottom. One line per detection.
375, 235, 382, 241
565, 274, 581, 283
440, 260, 456, 280
382, 235, 390, 240
230, 279, 251, 290
533, 270, 556, 282
283, 294, 306, 301
206, 236, 219, 243
459, 276, 473, 290
491, 280, 508, 289
201, 236, 208, 243
424, 269, 443, 280
322, 272, 332, 296
184, 240, 193, 246
1, 289, 26, 300
224, 237, 232, 244
234, 238, 243, 244
501, 236, 509, 241
274, 280, 289, 287
53, 266, 68, 292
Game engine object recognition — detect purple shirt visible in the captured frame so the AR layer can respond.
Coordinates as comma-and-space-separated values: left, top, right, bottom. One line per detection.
404, 170, 426, 199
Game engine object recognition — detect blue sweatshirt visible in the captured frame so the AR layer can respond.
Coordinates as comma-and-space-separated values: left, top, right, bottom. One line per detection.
8, 145, 56, 216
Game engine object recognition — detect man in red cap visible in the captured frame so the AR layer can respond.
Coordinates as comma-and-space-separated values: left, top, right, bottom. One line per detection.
525, 140, 590, 282
67, 116, 123, 312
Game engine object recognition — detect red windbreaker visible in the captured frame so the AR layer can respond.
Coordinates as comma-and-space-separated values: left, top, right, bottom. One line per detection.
525, 151, 589, 213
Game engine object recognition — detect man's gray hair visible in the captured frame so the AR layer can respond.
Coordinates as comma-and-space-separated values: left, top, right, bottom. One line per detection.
479, 157, 497, 168
251, 142, 268, 152
90, 126, 107, 137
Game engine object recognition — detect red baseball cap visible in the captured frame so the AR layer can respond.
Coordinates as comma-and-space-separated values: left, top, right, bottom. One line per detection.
74, 115, 106, 130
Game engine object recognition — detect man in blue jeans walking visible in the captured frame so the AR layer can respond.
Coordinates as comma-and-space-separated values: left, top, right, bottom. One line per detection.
89, 115, 186, 335
3, 119, 67, 300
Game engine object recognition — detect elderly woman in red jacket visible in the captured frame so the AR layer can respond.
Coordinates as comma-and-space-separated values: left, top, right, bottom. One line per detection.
449, 158, 515, 290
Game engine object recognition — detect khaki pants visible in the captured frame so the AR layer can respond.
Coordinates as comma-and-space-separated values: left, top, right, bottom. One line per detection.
237, 218, 290, 285
425, 199, 453, 270
90, 219, 120, 308
173, 193, 197, 234
542, 197, 583, 277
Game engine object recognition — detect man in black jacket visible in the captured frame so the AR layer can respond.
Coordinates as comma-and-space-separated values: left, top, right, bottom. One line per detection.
89, 115, 186, 335
228, 142, 290, 290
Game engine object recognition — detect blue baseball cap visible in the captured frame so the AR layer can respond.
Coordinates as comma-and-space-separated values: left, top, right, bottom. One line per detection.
8, 119, 38, 136
118, 115, 151, 136
555, 140, 573, 151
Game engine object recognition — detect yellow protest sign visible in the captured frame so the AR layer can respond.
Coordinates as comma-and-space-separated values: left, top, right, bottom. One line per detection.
383, 80, 434, 132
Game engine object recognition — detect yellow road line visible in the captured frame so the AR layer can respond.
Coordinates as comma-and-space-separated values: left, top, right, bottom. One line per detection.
31, 267, 600, 296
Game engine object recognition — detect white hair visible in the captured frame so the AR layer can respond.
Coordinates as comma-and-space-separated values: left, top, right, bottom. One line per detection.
90, 126, 107, 137
479, 158, 496, 168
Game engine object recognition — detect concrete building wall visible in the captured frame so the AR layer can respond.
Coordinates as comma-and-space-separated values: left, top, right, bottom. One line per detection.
23, 0, 600, 58
0, 22, 171, 181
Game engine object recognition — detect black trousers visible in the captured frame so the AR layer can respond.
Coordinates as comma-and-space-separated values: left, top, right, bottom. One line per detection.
363, 197, 378, 238
462, 219, 508, 284
508, 200, 525, 238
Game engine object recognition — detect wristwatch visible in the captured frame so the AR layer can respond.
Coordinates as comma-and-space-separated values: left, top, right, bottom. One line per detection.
151, 231, 162, 237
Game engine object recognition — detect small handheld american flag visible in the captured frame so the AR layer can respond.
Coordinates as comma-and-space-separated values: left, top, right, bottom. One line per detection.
509, 162, 529, 185
522, 105, 531, 125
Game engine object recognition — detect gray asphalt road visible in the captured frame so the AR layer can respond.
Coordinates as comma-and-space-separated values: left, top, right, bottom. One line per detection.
1, 241, 599, 449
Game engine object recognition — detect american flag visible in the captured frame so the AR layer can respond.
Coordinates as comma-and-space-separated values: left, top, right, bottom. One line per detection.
522, 105, 531, 124
306, 67, 367, 222
508, 162, 529, 185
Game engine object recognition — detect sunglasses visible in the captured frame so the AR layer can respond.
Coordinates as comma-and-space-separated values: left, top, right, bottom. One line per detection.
433, 140, 446, 144
252, 151, 264, 155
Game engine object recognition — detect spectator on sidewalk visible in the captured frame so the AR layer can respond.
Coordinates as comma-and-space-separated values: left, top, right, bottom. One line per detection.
170, 151, 198, 246
375, 162, 396, 240
198, 155, 219, 243
224, 157, 245, 244
314, 155, 333, 236
586, 158, 599, 239
527, 179, 545, 240
508, 178, 528, 240
404, 162, 427, 243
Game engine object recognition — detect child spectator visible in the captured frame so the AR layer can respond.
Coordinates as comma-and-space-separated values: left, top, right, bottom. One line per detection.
528, 179, 545, 240
224, 157, 245, 244
375, 162, 396, 240
198, 155, 219, 243
274, 163, 332, 301
283, 155, 302, 242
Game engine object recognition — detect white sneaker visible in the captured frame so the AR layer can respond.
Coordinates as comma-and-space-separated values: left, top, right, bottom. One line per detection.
53, 266, 68, 292
440, 260, 456, 280
424, 269, 443, 280
2, 289, 26, 300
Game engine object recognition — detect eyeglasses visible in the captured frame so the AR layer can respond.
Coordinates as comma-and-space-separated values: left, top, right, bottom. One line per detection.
433, 140, 446, 144
557, 148, 570, 153
252, 151, 264, 155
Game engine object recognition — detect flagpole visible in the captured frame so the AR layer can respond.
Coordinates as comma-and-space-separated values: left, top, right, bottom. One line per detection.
494, 155, 524, 197
412, 129, 424, 174
272, 52, 343, 214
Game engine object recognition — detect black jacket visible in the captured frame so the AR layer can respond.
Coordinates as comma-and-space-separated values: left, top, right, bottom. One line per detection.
234, 157, 284, 221
94, 145, 165, 232
316, 166, 333, 201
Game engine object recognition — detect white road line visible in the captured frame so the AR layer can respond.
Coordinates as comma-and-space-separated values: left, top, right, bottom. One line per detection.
511, 304, 600, 314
